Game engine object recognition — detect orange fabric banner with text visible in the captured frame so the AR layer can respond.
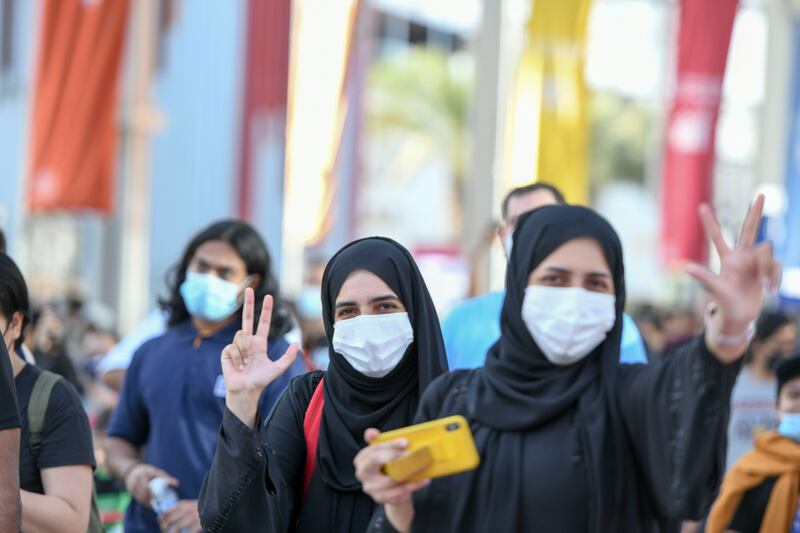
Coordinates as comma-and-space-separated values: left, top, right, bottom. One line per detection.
27, 0, 130, 213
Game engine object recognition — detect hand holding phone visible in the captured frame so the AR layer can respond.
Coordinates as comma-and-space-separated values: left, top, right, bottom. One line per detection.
370, 415, 480, 482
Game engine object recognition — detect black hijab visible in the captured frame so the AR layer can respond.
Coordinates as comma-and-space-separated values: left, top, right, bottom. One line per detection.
473, 204, 625, 430
469, 204, 629, 531
317, 237, 448, 492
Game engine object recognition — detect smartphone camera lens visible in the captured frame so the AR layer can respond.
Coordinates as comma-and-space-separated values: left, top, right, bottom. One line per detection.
446, 423, 460, 432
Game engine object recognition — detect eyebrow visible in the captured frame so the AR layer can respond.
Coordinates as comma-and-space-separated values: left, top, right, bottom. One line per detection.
543, 266, 611, 278
334, 294, 400, 308
193, 256, 237, 272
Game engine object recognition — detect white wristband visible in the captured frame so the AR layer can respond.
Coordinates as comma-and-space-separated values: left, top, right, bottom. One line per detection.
704, 304, 756, 347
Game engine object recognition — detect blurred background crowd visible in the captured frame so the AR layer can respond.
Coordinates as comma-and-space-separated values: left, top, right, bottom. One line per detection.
1, 0, 800, 530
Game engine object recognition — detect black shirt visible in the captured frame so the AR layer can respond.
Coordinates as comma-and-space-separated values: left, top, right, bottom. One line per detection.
15, 364, 95, 493
726, 477, 783, 533
0, 343, 20, 430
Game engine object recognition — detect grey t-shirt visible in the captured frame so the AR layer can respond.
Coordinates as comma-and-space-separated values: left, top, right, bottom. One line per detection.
726, 367, 778, 469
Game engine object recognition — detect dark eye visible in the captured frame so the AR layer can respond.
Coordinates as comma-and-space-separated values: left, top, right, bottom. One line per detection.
541, 275, 563, 285
376, 302, 399, 312
336, 307, 357, 318
588, 279, 610, 291
193, 262, 210, 273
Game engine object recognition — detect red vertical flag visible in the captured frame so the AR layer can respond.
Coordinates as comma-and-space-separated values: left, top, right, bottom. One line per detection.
661, 0, 739, 266
237, 0, 291, 221
27, 0, 130, 213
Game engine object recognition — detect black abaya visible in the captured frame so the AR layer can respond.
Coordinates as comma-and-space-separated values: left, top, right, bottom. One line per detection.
369, 205, 740, 533
199, 237, 448, 532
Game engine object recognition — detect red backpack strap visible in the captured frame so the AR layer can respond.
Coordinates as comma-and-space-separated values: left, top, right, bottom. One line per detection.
302, 377, 325, 499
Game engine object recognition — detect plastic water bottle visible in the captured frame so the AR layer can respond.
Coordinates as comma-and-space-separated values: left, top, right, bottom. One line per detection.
149, 477, 179, 515
149, 478, 192, 533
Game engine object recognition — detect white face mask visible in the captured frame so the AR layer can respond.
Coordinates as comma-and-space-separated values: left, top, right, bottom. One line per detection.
521, 285, 616, 365
332, 312, 414, 378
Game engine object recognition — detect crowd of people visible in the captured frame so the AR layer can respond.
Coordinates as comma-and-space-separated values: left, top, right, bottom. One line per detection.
0, 182, 798, 533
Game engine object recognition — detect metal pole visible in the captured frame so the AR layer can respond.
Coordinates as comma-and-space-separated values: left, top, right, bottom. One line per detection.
757, 0, 793, 187
462, 0, 503, 295
102, 0, 160, 334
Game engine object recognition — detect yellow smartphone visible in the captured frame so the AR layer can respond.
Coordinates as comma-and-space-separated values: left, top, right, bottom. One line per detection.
370, 415, 480, 482
382, 447, 434, 482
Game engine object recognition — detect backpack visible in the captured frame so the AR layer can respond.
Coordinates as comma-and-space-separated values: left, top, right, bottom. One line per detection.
28, 370, 104, 533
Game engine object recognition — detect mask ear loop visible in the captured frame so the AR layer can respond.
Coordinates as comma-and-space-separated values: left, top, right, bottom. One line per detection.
235, 275, 257, 308
239, 274, 255, 291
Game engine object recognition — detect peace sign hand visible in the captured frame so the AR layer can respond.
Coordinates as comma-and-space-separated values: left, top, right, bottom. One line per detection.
222, 288, 299, 428
686, 194, 782, 363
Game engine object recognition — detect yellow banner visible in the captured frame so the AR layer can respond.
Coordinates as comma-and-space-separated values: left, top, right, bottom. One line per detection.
502, 0, 593, 204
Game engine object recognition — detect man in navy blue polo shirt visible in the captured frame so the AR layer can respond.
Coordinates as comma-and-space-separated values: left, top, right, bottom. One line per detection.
105, 221, 307, 533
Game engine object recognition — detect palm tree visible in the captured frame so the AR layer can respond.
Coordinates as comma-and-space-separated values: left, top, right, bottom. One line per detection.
366, 46, 474, 223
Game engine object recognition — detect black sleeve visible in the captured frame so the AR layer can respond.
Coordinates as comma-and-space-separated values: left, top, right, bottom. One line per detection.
618, 335, 741, 521
367, 506, 401, 533
0, 341, 20, 430
199, 373, 317, 533
413, 371, 470, 424
726, 479, 775, 533
38, 380, 96, 469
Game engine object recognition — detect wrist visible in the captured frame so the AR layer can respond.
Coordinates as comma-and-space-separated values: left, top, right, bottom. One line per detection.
705, 303, 755, 346
122, 461, 143, 487
385, 501, 414, 533
226, 393, 260, 429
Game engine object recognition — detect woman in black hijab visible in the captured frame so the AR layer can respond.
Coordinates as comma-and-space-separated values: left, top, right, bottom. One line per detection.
356, 199, 781, 532
198, 237, 448, 532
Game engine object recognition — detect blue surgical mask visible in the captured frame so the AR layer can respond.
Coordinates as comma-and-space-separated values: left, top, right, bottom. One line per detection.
778, 413, 800, 442
179, 272, 251, 322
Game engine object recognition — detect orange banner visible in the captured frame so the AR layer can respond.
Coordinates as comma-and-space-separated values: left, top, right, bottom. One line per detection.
27, 0, 130, 213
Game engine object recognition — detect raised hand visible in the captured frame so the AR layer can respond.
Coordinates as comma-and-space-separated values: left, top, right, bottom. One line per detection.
221, 288, 299, 427
686, 194, 782, 363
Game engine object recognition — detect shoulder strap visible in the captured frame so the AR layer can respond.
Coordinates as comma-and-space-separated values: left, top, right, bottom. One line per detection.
27, 370, 62, 457
302, 377, 325, 499
26, 370, 102, 533
87, 488, 104, 533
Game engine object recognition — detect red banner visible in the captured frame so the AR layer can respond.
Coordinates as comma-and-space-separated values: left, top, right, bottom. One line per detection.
237, 0, 291, 221
661, 0, 739, 266
27, 0, 130, 214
